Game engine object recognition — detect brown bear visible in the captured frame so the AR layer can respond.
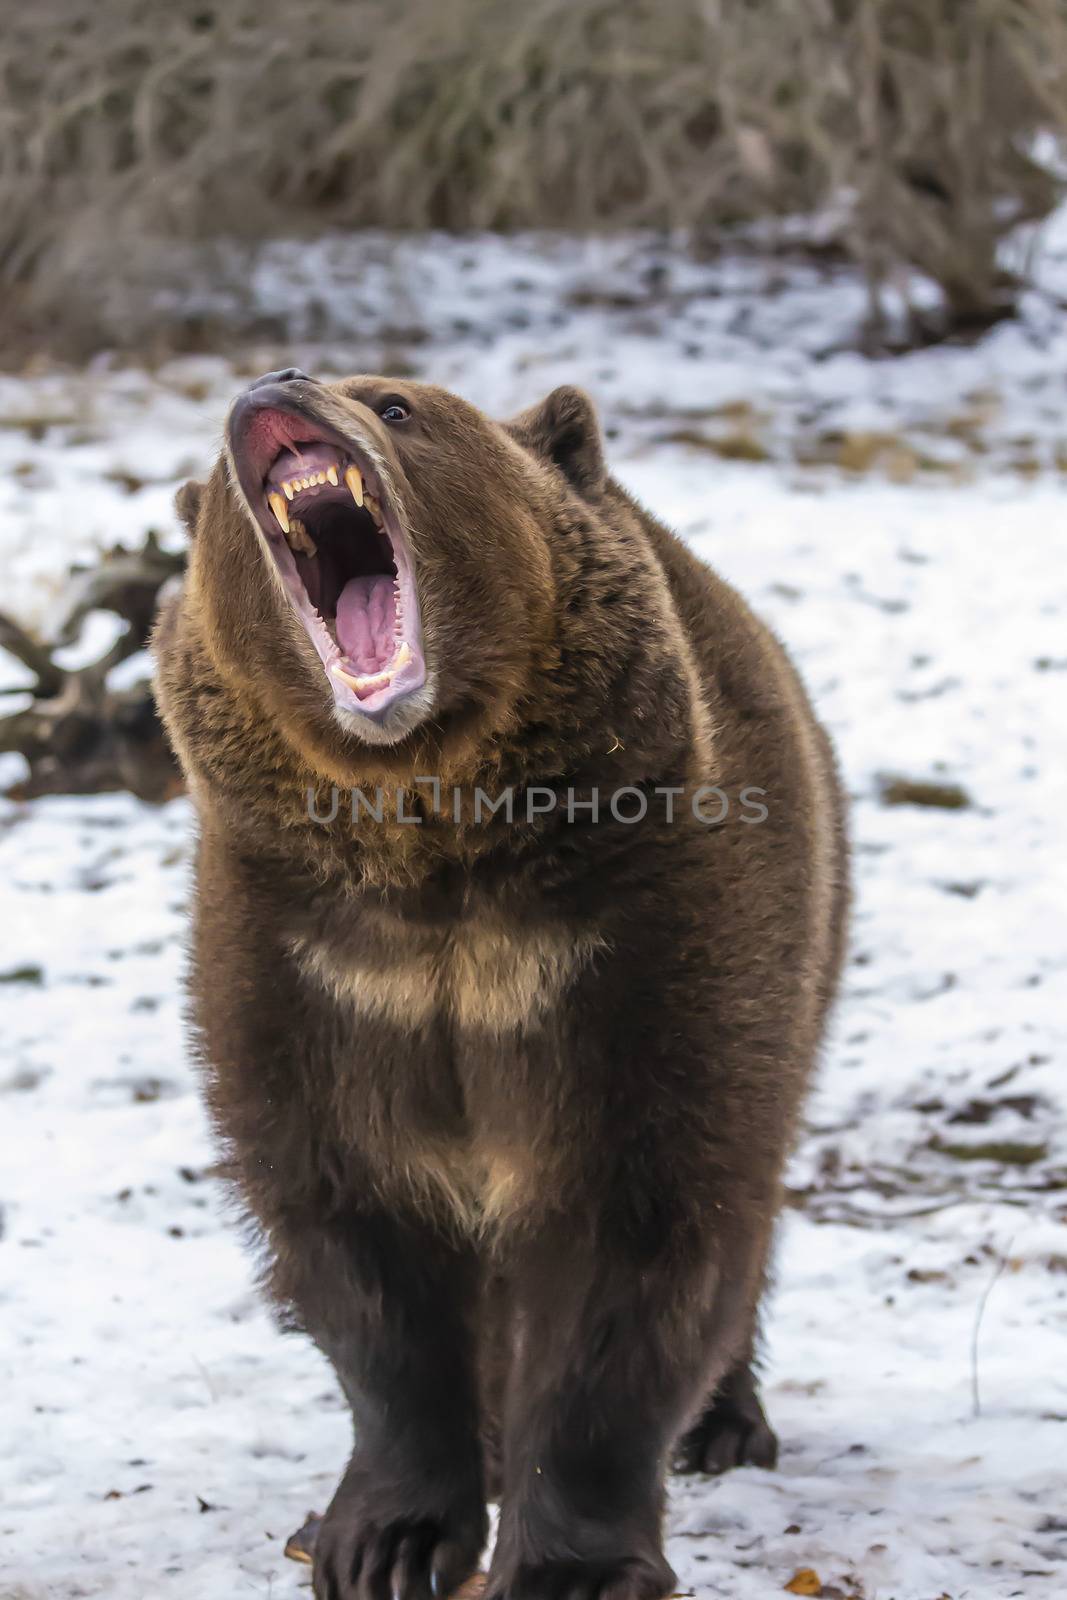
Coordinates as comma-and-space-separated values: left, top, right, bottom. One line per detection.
153, 370, 848, 1600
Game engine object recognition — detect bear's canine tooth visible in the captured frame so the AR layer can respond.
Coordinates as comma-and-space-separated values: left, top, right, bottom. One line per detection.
268, 491, 289, 533
344, 464, 364, 506
326, 465, 339, 486
392, 641, 412, 670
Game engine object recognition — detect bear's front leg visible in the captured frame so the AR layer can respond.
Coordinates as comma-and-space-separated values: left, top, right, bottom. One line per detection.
488, 1205, 755, 1600
272, 1206, 488, 1600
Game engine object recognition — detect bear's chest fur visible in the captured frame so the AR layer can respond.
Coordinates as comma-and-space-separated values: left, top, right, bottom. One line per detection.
286, 898, 604, 1231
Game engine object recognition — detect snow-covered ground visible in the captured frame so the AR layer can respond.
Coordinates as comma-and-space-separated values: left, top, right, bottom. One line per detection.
1, 234, 1065, 1600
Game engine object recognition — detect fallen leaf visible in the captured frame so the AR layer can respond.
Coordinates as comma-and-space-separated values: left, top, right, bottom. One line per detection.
284, 1511, 322, 1565
785, 1572, 822, 1597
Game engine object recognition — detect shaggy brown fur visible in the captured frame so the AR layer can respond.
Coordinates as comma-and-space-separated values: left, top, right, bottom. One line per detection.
154, 371, 848, 1600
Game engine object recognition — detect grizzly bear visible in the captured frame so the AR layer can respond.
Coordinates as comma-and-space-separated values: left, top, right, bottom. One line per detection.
154, 369, 848, 1600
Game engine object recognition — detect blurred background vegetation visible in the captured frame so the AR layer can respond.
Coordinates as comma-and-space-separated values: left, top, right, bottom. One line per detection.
3, 0, 1067, 357
3, 0, 1067, 798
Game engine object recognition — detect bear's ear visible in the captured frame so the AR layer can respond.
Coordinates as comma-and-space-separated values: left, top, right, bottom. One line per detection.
174, 479, 204, 538
508, 385, 606, 499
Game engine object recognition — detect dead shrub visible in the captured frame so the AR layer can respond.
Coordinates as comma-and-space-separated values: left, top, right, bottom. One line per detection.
1, 0, 1065, 353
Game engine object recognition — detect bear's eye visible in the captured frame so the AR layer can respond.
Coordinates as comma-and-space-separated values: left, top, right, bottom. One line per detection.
379, 400, 410, 423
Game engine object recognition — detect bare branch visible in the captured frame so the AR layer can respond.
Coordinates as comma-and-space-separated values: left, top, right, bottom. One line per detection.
0, 614, 64, 697
971, 1238, 1014, 1418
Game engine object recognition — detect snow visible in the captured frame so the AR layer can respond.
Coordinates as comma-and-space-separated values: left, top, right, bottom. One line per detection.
1, 232, 1065, 1600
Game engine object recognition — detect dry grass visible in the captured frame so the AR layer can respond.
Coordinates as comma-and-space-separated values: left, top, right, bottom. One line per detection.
2, 0, 1066, 353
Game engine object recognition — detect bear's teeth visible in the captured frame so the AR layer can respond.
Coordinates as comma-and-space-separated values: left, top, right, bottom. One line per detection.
268, 492, 289, 533
344, 465, 364, 506
331, 639, 412, 697
332, 664, 389, 693
286, 517, 316, 556
278, 465, 359, 503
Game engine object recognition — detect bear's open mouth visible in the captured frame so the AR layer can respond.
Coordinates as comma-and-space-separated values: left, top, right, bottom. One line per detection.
228, 400, 426, 722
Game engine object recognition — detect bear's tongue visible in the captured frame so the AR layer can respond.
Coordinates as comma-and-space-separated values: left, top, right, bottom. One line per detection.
335, 574, 398, 674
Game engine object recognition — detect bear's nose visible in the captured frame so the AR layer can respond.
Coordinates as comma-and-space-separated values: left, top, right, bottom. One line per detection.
248, 367, 315, 390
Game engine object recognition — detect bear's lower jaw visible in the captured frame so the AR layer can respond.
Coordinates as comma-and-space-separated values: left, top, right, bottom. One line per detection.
228, 397, 429, 730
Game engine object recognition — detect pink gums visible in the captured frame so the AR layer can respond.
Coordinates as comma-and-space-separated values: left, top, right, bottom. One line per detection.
267, 443, 344, 485
336, 575, 398, 674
